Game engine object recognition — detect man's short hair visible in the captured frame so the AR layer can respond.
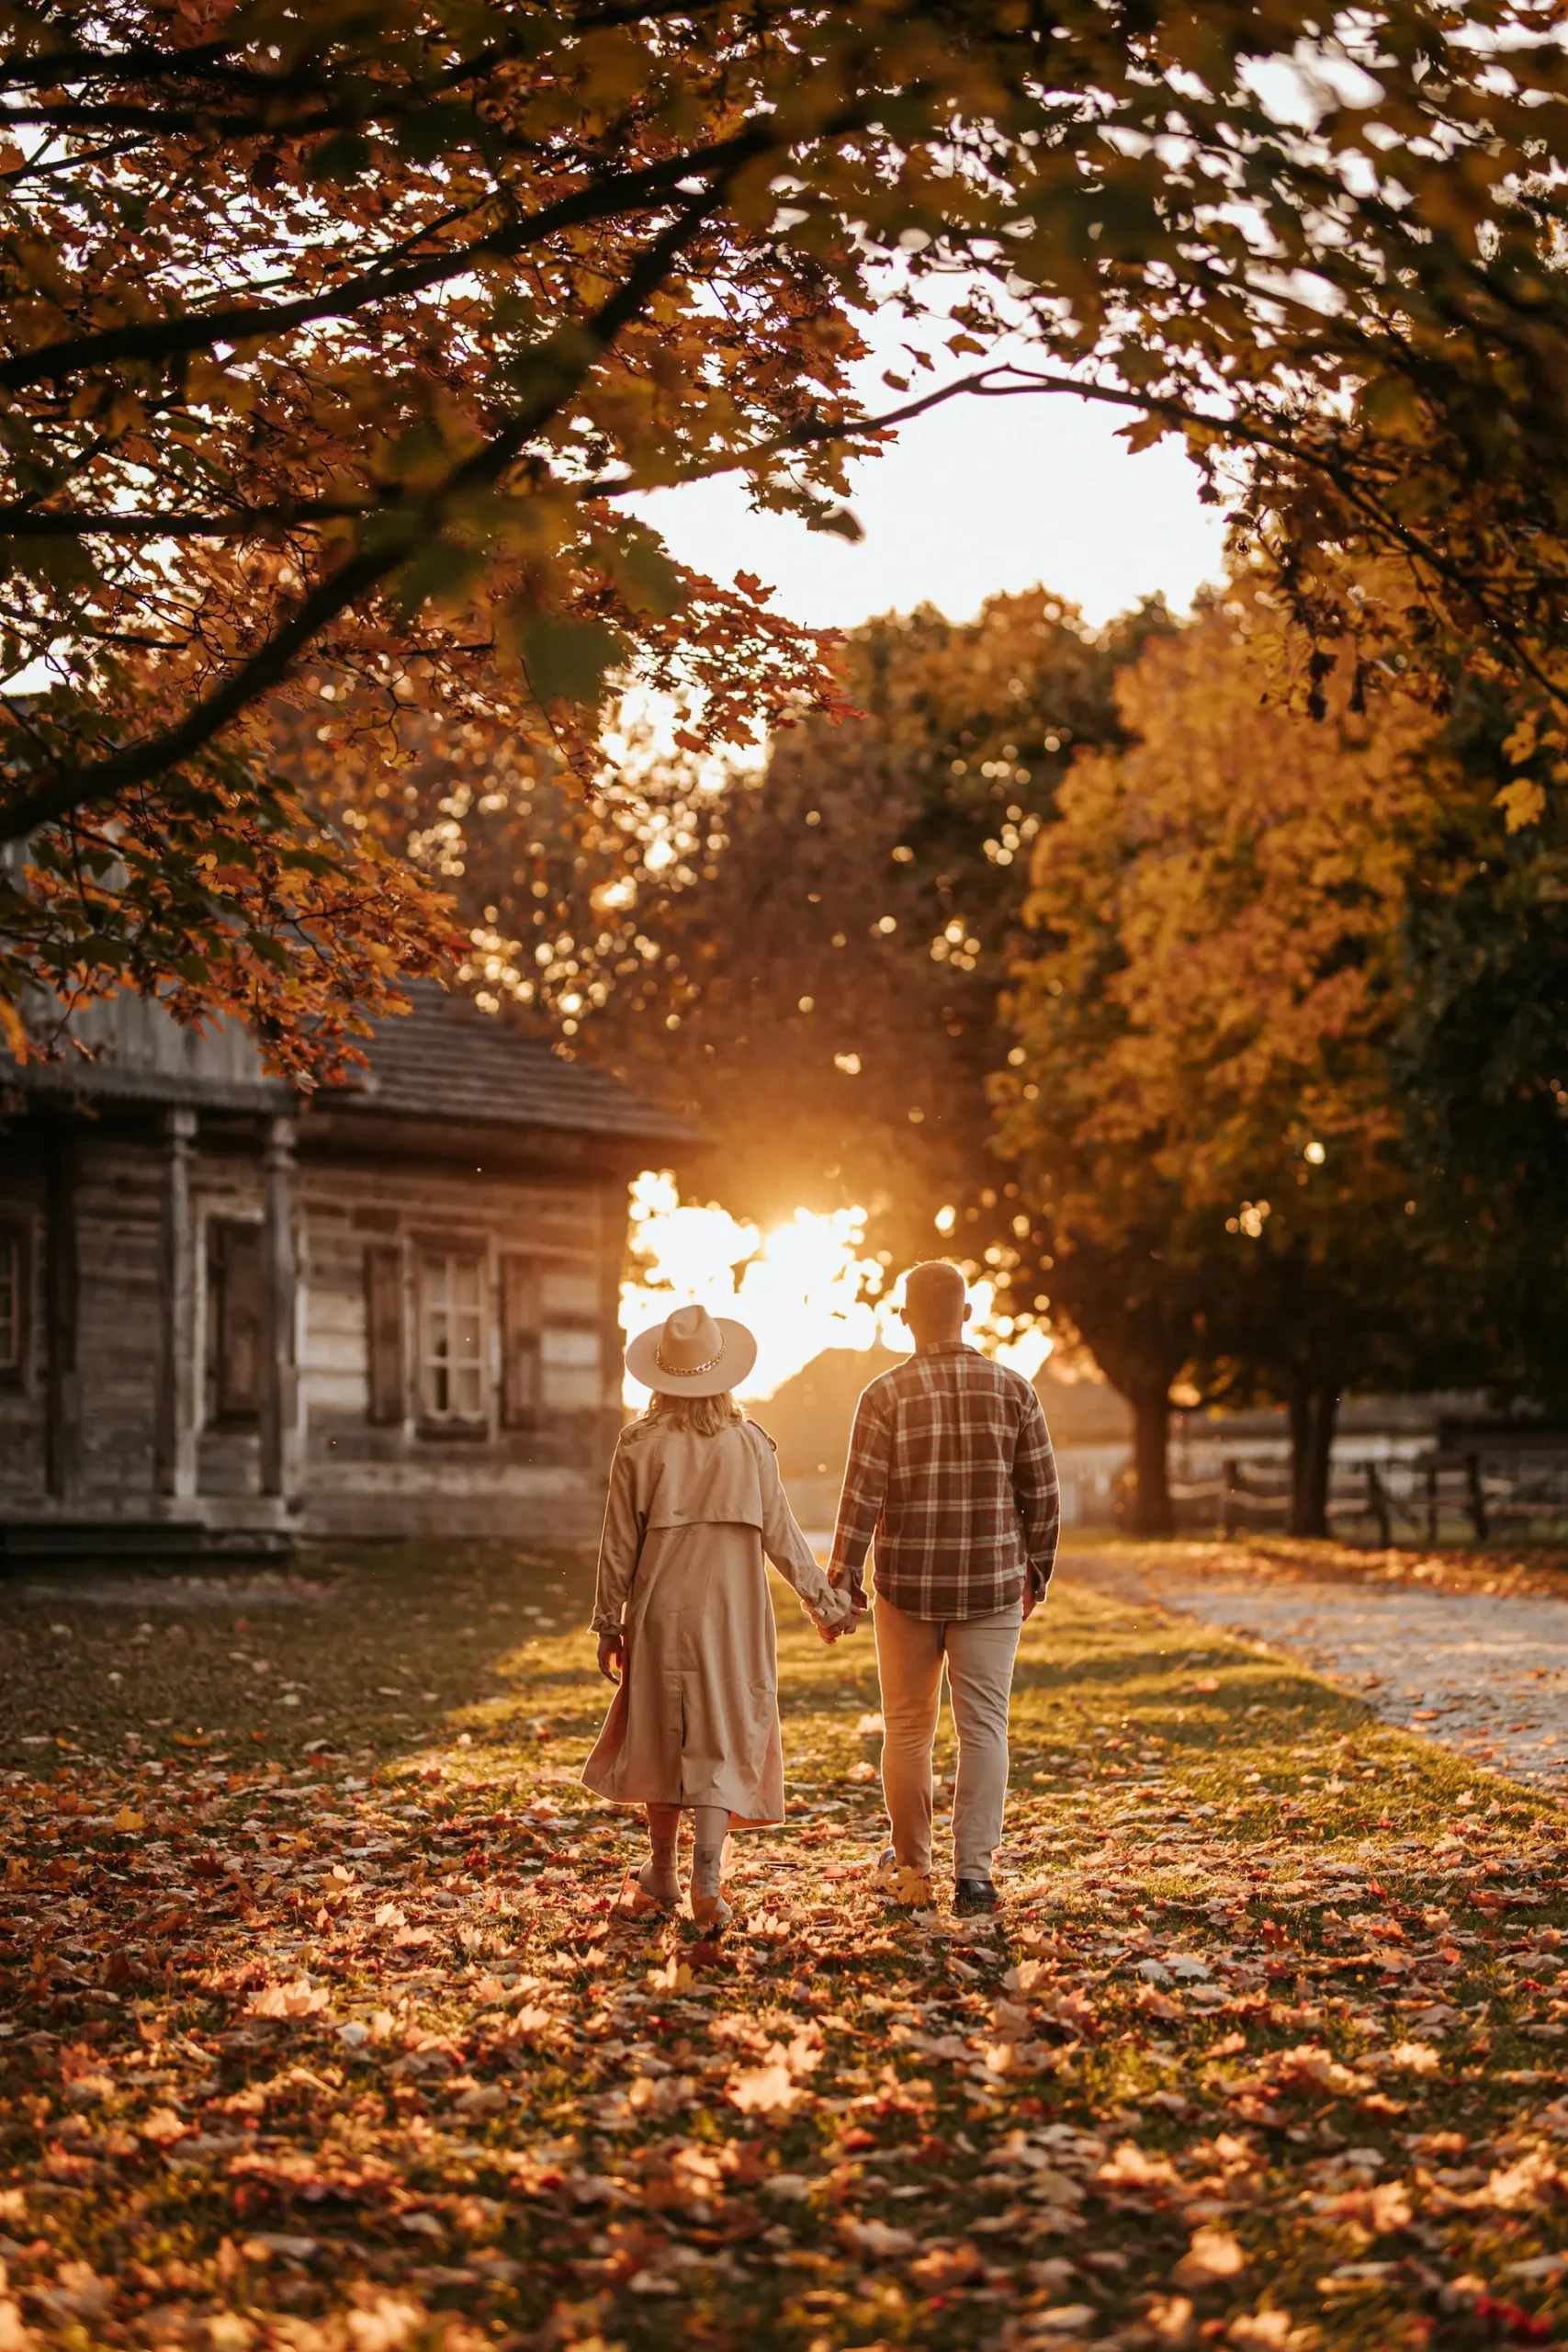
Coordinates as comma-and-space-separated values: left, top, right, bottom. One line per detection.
902, 1259, 967, 1317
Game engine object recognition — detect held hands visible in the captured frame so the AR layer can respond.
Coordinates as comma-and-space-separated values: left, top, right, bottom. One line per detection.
817, 1585, 867, 1645
596, 1632, 625, 1684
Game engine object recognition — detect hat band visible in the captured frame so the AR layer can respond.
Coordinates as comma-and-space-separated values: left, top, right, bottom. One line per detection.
653, 1340, 723, 1377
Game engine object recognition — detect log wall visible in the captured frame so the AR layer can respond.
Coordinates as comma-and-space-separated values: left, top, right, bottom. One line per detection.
0, 1114, 629, 1545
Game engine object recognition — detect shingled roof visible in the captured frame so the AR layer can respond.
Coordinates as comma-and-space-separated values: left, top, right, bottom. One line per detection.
3, 981, 694, 1149
343, 984, 693, 1146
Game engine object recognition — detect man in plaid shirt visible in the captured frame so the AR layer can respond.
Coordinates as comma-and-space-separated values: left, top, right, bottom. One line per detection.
829, 1260, 1059, 1913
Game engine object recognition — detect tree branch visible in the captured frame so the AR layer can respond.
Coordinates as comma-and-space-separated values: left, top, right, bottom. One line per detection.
0, 186, 729, 844
0, 124, 771, 393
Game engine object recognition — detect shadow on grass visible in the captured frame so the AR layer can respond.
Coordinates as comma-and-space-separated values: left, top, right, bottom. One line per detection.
0, 1541, 601, 1780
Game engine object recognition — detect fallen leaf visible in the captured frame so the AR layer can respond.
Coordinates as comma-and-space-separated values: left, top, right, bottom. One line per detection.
246, 1979, 330, 2020
1173, 2228, 1247, 2288
728, 2064, 800, 2115
840, 2216, 915, 2257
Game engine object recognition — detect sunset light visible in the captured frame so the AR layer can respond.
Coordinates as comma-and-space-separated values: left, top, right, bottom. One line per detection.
620, 1170, 1053, 1404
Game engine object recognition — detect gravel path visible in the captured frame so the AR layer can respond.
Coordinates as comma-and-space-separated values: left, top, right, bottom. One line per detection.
1064, 1546, 1568, 1792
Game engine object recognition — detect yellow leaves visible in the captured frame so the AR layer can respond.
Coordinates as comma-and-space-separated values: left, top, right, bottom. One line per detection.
645, 1955, 694, 1994
1495, 775, 1546, 831
112, 1805, 145, 1834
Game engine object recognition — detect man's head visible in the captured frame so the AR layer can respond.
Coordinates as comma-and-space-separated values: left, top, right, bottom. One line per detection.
898, 1259, 971, 1351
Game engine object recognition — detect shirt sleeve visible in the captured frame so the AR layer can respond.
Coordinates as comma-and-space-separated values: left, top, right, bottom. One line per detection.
828, 1384, 892, 1593
753, 1430, 854, 1632
1013, 1385, 1061, 1601
590, 1435, 643, 1634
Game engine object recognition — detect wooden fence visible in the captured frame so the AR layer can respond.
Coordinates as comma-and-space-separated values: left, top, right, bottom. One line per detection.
1166, 1449, 1568, 1544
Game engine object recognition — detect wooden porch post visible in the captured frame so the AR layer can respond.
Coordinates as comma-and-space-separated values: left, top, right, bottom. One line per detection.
154, 1105, 199, 1499
260, 1115, 299, 1498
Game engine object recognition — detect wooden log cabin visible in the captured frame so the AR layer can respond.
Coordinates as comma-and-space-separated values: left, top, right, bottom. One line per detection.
0, 986, 689, 1560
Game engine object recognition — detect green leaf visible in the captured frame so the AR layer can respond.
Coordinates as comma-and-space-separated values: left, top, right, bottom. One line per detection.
509, 612, 626, 707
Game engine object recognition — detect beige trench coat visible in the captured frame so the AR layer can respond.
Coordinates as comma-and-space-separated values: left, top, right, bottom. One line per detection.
581, 1417, 853, 1825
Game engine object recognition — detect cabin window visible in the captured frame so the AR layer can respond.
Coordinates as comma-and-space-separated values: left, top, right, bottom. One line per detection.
206, 1218, 265, 1424
0, 1223, 24, 1382
416, 1250, 487, 1427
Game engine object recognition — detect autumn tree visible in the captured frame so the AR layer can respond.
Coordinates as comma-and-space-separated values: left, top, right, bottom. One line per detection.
1391, 681, 1568, 1417
407, 589, 1159, 1285
997, 597, 1470, 1535
6, 1, 1568, 1067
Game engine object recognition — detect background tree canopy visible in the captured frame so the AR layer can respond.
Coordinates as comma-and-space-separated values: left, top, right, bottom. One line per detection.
412, 573, 1566, 1530
6, 0, 1568, 1066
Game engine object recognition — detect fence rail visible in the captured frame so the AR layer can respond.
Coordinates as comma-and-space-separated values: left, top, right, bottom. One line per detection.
1167, 1451, 1568, 1544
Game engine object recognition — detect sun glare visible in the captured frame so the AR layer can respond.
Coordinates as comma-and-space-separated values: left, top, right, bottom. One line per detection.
620, 1170, 1053, 1404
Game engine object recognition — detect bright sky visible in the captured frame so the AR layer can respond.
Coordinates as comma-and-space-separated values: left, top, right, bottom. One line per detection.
640, 301, 1229, 635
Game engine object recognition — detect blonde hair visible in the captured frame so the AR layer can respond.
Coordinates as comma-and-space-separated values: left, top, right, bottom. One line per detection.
643, 1388, 742, 1437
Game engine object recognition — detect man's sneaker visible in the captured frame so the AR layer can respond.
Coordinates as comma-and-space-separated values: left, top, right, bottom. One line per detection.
953, 1876, 1001, 1917
874, 1845, 934, 1909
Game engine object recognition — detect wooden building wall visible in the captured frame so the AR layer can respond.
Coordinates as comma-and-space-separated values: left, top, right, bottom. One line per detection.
296, 1157, 624, 1540
0, 1115, 628, 1546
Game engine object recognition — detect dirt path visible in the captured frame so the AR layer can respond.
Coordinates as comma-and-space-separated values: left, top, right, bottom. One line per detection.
1065, 1544, 1568, 1792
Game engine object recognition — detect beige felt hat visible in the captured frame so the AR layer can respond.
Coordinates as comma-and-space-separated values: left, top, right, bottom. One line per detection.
624, 1302, 757, 1398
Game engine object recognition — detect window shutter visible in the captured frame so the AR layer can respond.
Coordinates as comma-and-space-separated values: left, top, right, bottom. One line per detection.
364, 1243, 405, 1426
500, 1253, 542, 1430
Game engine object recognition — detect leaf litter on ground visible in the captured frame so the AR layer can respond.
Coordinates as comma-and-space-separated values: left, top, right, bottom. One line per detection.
1, 1541, 1567, 2348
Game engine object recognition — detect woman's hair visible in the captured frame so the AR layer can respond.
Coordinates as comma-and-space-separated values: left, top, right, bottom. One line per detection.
642, 1388, 742, 1437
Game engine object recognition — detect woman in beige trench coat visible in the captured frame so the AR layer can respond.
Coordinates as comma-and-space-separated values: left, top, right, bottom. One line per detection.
582, 1303, 855, 1926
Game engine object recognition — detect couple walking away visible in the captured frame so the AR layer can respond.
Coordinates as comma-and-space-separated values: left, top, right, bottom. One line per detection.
581, 1258, 1061, 1924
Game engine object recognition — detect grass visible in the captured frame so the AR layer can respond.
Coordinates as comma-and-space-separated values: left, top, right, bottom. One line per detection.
0, 1543, 1565, 2350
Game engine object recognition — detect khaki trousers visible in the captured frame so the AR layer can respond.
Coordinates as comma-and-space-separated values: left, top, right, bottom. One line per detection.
874, 1594, 1022, 1882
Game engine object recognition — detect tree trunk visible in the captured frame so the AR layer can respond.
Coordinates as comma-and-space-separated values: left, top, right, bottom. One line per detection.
1289, 1376, 1339, 1539
1288, 1371, 1312, 1538
1303, 1381, 1337, 1538
1130, 1385, 1174, 1537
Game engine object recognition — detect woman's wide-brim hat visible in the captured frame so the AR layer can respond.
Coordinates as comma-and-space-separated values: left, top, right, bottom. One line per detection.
624, 1302, 757, 1398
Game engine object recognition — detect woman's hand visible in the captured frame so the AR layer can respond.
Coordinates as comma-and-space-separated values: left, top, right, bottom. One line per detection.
596, 1632, 625, 1684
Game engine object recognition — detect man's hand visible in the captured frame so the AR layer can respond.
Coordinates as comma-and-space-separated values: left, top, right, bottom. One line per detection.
596, 1632, 625, 1684
1021, 1587, 1040, 1623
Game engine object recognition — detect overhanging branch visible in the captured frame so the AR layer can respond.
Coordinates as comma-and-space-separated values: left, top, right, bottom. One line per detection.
0, 185, 730, 844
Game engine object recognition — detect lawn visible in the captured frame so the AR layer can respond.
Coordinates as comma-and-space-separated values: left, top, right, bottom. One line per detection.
1, 1544, 1566, 2352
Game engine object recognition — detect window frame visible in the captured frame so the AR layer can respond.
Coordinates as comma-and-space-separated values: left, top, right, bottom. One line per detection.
414, 1244, 491, 1437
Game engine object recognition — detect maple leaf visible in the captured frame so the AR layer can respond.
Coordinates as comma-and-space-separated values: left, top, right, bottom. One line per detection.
728, 2064, 800, 2115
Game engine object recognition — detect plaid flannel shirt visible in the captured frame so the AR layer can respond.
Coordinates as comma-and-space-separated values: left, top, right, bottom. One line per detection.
828, 1344, 1060, 1620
